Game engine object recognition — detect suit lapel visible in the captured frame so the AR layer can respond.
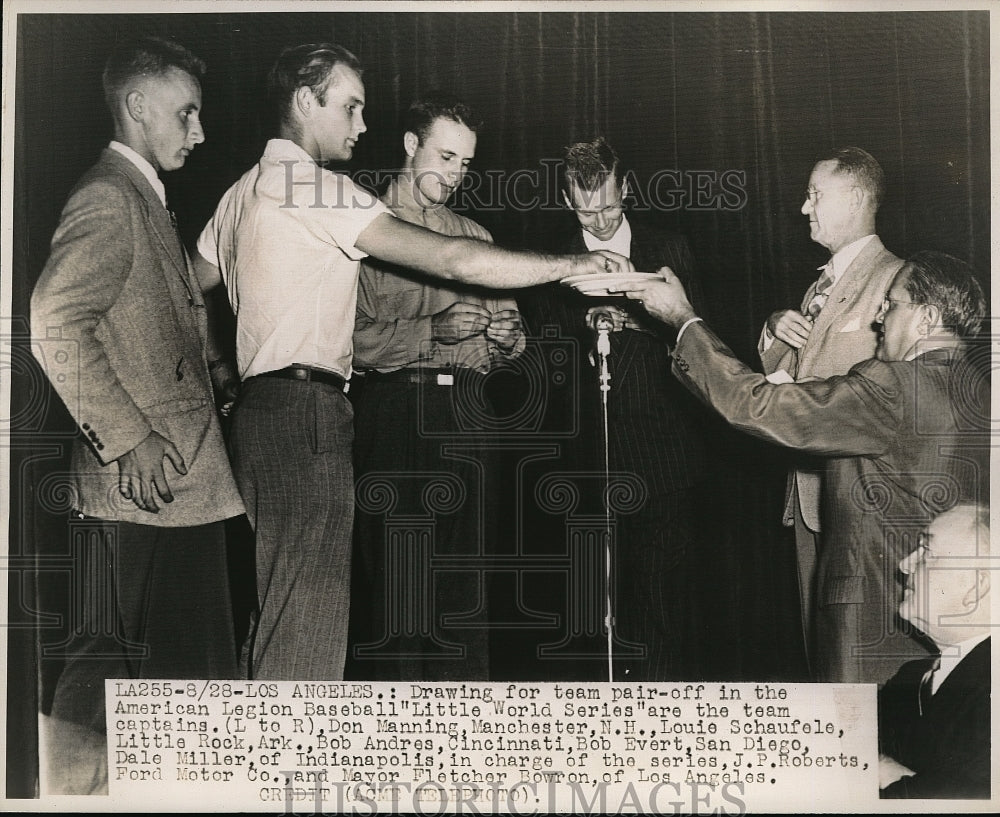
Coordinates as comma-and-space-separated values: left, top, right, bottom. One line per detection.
101, 149, 191, 282
813, 236, 885, 333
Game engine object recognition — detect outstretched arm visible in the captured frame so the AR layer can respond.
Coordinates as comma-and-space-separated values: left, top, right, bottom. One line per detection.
355, 213, 633, 289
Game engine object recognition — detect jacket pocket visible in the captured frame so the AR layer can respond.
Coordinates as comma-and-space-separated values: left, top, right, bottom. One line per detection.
141, 397, 209, 417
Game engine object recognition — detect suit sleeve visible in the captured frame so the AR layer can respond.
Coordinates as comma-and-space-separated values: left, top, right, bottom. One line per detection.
30, 181, 152, 464
672, 322, 899, 457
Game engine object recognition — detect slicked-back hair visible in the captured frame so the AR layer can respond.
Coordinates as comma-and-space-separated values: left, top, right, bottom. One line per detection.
902, 250, 986, 338
102, 36, 206, 112
561, 137, 622, 194
818, 146, 886, 210
404, 96, 482, 144
267, 43, 363, 131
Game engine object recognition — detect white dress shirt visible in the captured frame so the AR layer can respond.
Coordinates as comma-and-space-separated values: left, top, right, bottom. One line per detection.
197, 138, 390, 380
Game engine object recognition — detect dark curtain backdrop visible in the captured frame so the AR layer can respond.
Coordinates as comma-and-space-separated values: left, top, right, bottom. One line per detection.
8, 10, 989, 797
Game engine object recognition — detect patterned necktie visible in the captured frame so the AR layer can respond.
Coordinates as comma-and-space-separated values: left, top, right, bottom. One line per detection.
804, 262, 835, 319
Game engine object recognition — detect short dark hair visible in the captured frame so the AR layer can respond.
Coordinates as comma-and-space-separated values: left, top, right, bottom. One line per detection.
267, 43, 363, 130
561, 137, 622, 194
902, 250, 985, 337
102, 36, 206, 111
818, 146, 886, 210
404, 96, 482, 144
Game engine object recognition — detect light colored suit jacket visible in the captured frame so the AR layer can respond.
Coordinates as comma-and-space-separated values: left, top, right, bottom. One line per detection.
674, 322, 987, 684
758, 236, 903, 530
31, 148, 243, 526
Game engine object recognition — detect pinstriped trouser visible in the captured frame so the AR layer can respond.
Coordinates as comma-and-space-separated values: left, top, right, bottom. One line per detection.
229, 376, 355, 680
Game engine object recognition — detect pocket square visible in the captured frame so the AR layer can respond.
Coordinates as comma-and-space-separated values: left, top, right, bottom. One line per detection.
838, 318, 861, 333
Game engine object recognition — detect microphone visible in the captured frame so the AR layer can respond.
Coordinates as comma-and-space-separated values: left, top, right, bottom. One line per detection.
591, 310, 613, 396
593, 311, 613, 357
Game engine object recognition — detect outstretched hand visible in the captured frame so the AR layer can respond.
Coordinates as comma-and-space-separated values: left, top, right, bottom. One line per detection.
608, 266, 697, 329
576, 250, 636, 277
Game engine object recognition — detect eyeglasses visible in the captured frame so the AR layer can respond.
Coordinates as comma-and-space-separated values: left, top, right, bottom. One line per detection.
804, 184, 858, 206
881, 295, 924, 312
914, 530, 934, 562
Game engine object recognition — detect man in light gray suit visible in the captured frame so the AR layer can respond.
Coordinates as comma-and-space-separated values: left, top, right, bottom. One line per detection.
758, 147, 903, 671
30, 37, 243, 794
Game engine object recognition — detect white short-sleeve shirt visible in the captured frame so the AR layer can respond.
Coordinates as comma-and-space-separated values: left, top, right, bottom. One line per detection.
197, 138, 390, 380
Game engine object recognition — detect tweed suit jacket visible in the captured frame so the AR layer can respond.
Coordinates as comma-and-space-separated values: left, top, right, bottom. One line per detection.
758, 236, 903, 530
532, 218, 707, 494
31, 148, 243, 526
673, 322, 987, 684
878, 639, 990, 798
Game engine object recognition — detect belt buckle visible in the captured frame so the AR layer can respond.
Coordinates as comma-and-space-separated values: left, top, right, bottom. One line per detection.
436, 373, 454, 386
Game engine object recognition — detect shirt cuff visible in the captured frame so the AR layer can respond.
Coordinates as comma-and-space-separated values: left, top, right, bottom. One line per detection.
677, 316, 704, 343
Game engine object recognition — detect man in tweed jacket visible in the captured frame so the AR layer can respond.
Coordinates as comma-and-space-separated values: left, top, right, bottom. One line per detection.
30, 37, 242, 793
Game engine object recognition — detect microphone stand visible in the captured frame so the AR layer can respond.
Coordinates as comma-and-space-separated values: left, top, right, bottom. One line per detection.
593, 313, 614, 683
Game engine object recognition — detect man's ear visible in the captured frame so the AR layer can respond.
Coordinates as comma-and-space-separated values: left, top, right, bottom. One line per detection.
848, 185, 865, 213
125, 90, 145, 123
561, 190, 573, 210
961, 569, 990, 611
976, 567, 990, 600
621, 179, 630, 201
403, 131, 420, 158
919, 302, 942, 334
293, 85, 315, 118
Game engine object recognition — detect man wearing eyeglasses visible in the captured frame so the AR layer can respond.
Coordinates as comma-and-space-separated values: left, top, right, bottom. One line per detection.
612, 250, 988, 685
878, 503, 990, 798
758, 147, 904, 673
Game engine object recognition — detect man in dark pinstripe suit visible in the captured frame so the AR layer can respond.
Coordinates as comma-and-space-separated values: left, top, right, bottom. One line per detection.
523, 138, 709, 681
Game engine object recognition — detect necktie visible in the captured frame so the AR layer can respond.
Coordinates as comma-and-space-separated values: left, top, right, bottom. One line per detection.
918, 655, 941, 716
165, 205, 195, 305
804, 262, 835, 319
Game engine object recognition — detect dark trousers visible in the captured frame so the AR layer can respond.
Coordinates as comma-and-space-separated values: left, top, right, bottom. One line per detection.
612, 485, 705, 682
50, 517, 236, 732
348, 376, 492, 681
229, 376, 355, 680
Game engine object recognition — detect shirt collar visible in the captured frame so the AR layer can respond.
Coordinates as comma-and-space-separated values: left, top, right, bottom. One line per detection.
263, 137, 320, 165
386, 175, 452, 221
582, 214, 632, 257
825, 233, 876, 280
109, 141, 166, 207
932, 632, 990, 694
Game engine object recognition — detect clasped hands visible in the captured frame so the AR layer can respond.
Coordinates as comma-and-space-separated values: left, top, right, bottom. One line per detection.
585, 305, 648, 334
432, 302, 522, 352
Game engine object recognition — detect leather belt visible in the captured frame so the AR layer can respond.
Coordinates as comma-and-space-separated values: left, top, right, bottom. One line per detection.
365, 368, 483, 386
253, 366, 349, 393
